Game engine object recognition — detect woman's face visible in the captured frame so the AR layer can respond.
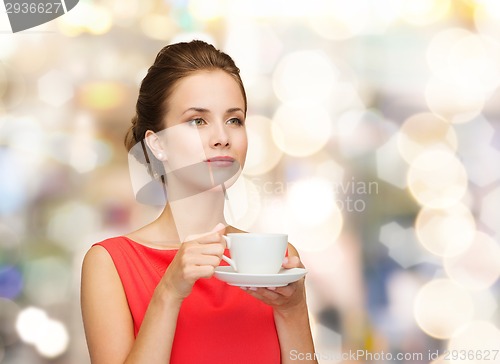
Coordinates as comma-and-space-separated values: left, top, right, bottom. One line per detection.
159, 69, 248, 194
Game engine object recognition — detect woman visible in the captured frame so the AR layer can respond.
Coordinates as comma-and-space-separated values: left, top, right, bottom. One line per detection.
81, 40, 317, 364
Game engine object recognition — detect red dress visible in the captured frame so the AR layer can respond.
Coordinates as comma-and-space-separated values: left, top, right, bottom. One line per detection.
94, 237, 281, 364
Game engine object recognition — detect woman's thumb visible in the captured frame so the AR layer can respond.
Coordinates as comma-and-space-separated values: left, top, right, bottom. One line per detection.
212, 222, 226, 233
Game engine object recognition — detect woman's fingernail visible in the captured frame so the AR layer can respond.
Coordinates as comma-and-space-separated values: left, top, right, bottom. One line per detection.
267, 287, 276, 291
282, 257, 289, 265
249, 287, 257, 291
240, 286, 247, 290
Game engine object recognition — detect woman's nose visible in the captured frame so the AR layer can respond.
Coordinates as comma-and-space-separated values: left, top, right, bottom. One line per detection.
210, 123, 230, 148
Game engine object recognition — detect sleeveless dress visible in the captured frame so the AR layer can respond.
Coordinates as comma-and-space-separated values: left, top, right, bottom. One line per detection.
93, 236, 281, 364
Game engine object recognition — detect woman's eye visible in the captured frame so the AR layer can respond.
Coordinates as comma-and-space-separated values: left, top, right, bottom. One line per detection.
187, 118, 206, 126
227, 118, 244, 126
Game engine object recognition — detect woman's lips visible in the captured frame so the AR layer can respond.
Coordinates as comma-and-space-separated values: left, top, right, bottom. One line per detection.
205, 156, 235, 167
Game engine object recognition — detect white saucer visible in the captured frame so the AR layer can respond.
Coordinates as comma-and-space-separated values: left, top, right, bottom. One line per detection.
214, 266, 307, 287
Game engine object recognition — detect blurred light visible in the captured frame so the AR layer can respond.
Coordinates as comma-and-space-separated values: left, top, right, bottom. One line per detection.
427, 28, 500, 97
69, 143, 98, 173
224, 175, 261, 231
140, 14, 177, 40
375, 135, 408, 189
58, 3, 112, 36
271, 102, 331, 157
474, 0, 500, 42
444, 231, 500, 290
407, 149, 468, 208
312, 323, 342, 357
0, 223, 20, 249
226, 23, 283, 83
401, 0, 450, 26
414, 278, 474, 339
415, 203, 476, 257
0, 66, 26, 110
95, 50, 149, 82
471, 289, 498, 321
0, 63, 7, 99
480, 185, 500, 235
316, 159, 345, 185
379, 222, 436, 268
47, 131, 112, 172
336, 109, 392, 158
23, 257, 71, 305
449, 35, 500, 95
87, 5, 113, 35
0, 28, 17, 59
397, 112, 457, 164
283, 178, 343, 252
244, 75, 276, 111
0, 298, 21, 346
287, 216, 343, 252
255, 194, 341, 250
38, 69, 74, 107
243, 115, 283, 176
448, 320, 500, 364
286, 177, 336, 227
35, 319, 69, 358
188, 0, 227, 21
0, 265, 23, 300
369, 0, 404, 29
427, 28, 472, 77
453, 116, 500, 186
135, 67, 149, 86
430, 355, 447, 364
272, 50, 338, 103
329, 82, 365, 114
15, 307, 69, 358
308, 0, 370, 40
252, 197, 288, 234
107, 0, 152, 27
79, 82, 126, 111
227, 0, 329, 18
334, 109, 364, 137
170, 32, 216, 46
425, 76, 485, 124
3, 115, 48, 168
47, 201, 101, 250
0, 148, 30, 214
387, 271, 422, 331
68, 113, 112, 174
16, 307, 48, 344
461, 144, 500, 187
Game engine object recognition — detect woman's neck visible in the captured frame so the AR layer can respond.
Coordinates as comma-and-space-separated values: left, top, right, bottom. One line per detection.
158, 187, 227, 242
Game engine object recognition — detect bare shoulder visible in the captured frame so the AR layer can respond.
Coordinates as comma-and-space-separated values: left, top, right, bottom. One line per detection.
81, 245, 134, 363
82, 245, 113, 269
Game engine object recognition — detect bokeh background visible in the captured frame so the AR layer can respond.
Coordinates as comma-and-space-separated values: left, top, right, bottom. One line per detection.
1, 0, 500, 363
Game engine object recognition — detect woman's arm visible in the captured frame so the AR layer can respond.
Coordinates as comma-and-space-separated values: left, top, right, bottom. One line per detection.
81, 246, 183, 364
81, 225, 227, 363
241, 244, 318, 364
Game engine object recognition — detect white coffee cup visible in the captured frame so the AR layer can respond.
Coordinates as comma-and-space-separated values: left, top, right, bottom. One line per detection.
221, 233, 288, 274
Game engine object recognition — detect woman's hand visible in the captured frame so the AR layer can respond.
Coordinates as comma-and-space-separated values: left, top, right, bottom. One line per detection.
159, 223, 226, 302
241, 254, 308, 316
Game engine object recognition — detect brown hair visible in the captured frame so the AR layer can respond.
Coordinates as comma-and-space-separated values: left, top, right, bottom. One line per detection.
125, 40, 247, 180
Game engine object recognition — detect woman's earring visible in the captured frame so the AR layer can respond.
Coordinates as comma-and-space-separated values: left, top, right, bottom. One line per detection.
157, 152, 165, 161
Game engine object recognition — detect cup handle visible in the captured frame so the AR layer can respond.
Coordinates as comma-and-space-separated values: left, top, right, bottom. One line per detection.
221, 235, 237, 271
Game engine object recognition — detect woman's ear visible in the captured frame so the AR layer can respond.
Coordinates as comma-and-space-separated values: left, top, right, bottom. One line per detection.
145, 130, 167, 161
